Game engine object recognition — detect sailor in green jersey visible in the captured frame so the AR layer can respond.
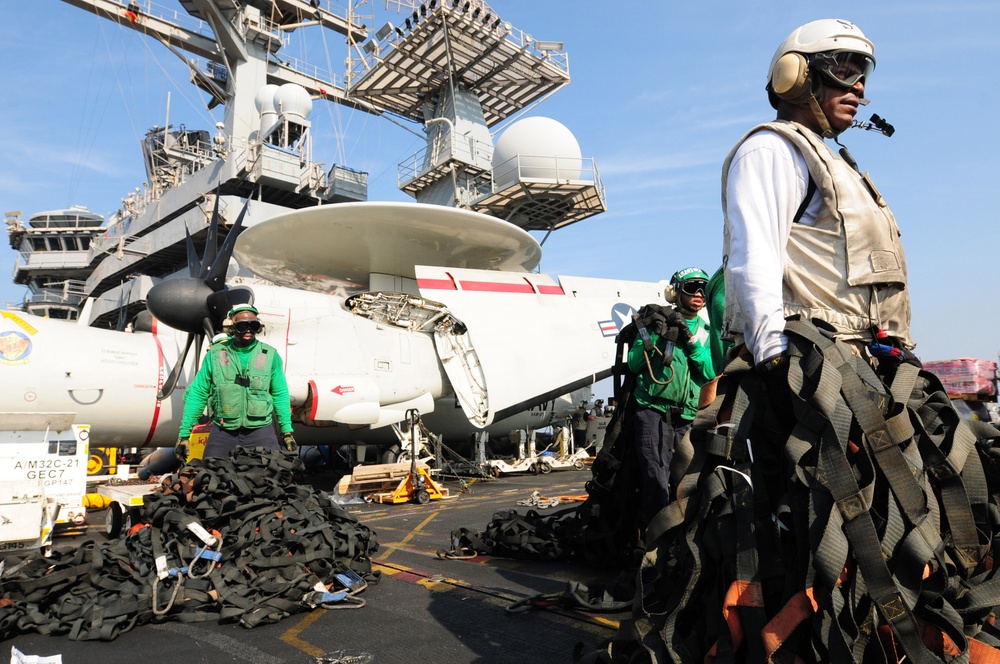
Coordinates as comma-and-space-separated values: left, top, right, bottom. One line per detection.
627, 268, 715, 524
705, 265, 732, 376
174, 304, 297, 460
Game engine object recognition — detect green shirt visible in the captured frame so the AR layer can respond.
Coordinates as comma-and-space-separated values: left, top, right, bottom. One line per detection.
627, 315, 715, 420
178, 339, 293, 437
707, 265, 732, 376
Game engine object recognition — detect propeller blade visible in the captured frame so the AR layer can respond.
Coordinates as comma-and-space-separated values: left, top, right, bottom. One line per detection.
185, 224, 200, 278
158, 333, 195, 400
207, 286, 254, 328
194, 330, 205, 375
115, 284, 129, 332
195, 316, 213, 373
199, 187, 222, 280
205, 197, 250, 292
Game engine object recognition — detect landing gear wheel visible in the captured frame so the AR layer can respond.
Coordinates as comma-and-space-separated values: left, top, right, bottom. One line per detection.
538, 462, 552, 475
415, 490, 430, 505
105, 502, 124, 539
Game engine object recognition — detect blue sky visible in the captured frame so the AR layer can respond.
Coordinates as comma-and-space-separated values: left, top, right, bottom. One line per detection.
0, 1, 998, 365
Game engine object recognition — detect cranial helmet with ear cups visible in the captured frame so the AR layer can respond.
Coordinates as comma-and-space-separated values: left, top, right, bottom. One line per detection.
664, 267, 710, 305
767, 19, 875, 106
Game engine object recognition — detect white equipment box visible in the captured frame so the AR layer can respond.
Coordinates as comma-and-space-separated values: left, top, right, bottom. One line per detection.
0, 414, 90, 554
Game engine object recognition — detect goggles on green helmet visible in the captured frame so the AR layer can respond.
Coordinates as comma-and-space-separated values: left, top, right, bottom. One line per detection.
679, 279, 708, 297
811, 51, 874, 89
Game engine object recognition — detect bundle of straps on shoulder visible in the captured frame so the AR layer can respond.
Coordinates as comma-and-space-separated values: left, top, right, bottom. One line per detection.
581, 318, 1000, 663
0, 448, 379, 641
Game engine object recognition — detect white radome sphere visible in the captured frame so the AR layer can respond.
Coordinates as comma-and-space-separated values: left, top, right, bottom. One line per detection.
492, 117, 582, 185
274, 84, 313, 120
254, 84, 280, 114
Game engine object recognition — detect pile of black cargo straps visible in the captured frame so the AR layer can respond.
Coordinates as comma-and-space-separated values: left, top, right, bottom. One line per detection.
0, 448, 379, 641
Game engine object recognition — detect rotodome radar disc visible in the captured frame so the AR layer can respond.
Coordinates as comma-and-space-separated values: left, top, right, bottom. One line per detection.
234, 202, 542, 293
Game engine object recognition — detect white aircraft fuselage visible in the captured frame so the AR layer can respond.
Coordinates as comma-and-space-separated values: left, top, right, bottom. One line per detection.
0, 274, 661, 448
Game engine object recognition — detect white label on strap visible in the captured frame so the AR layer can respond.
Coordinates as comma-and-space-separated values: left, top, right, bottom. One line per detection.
155, 554, 169, 580
187, 522, 217, 546
11, 645, 64, 664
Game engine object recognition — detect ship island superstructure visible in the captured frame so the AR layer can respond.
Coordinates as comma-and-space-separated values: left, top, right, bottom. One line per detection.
6, 206, 105, 321
8, 0, 606, 327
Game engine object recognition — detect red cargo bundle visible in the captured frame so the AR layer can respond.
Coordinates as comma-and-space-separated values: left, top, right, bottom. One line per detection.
923, 358, 998, 400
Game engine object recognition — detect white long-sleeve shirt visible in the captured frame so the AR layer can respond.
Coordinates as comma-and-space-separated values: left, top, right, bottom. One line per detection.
725, 129, 822, 365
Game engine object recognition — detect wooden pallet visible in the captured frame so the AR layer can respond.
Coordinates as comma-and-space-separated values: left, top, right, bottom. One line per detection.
335, 461, 430, 496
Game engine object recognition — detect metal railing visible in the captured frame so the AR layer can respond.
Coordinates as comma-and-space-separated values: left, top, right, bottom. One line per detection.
397, 132, 494, 188
15, 250, 94, 272
477, 154, 600, 187
273, 54, 341, 89
130, 0, 213, 37
24, 283, 88, 308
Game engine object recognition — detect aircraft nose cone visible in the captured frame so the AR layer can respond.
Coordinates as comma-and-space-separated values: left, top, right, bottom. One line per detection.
146, 277, 213, 334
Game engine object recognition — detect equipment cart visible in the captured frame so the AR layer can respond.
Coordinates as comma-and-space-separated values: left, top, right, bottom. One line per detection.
97, 482, 158, 538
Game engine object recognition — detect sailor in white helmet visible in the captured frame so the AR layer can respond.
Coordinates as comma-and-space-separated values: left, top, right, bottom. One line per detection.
588, 20, 1000, 664
722, 19, 912, 371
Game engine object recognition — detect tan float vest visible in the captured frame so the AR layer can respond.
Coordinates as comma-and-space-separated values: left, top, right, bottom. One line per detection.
722, 120, 912, 348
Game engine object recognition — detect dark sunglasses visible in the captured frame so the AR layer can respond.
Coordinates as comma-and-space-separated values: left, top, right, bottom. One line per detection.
233, 320, 262, 334
679, 280, 707, 297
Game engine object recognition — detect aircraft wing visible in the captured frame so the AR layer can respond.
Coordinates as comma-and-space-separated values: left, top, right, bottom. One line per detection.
415, 265, 664, 427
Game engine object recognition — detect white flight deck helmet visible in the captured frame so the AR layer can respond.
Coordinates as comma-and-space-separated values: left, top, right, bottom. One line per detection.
767, 19, 875, 137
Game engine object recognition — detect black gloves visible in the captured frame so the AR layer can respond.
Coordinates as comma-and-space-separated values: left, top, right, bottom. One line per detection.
175, 437, 190, 462
665, 311, 692, 346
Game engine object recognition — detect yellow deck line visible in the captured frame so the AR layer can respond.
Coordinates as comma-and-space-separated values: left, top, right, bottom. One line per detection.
279, 609, 327, 657
378, 511, 437, 561
280, 480, 613, 656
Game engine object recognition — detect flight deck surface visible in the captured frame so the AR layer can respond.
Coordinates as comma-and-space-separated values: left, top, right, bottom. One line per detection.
1, 469, 628, 663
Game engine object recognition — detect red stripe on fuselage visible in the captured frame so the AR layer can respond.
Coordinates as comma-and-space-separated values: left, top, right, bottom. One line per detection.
417, 278, 457, 290
459, 281, 534, 293
419, 276, 565, 295
144, 318, 165, 447
308, 380, 319, 421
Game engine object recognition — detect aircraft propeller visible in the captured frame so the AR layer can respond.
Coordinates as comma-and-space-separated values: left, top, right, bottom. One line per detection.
147, 192, 252, 399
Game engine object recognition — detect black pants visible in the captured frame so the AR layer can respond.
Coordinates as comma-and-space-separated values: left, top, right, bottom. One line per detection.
633, 406, 692, 524
203, 423, 279, 459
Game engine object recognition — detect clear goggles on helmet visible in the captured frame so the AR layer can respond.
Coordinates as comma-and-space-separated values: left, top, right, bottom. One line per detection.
811, 51, 874, 89
679, 279, 708, 297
